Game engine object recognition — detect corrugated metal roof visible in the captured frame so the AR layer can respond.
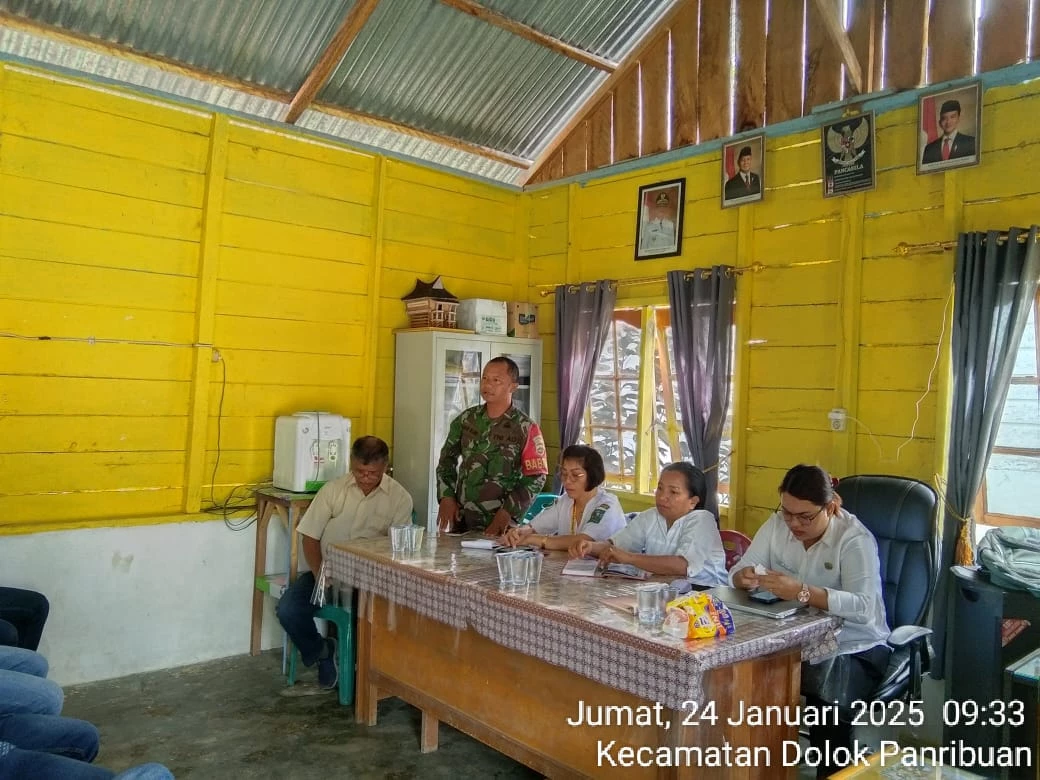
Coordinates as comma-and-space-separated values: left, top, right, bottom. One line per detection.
0, 0, 677, 184
321, 0, 602, 159
0, 0, 349, 91
479, 0, 671, 62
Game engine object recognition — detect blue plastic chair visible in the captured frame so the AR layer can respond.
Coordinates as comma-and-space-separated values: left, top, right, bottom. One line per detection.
519, 492, 559, 524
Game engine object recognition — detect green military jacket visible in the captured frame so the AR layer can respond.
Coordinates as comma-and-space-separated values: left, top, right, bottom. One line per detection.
436, 404, 548, 531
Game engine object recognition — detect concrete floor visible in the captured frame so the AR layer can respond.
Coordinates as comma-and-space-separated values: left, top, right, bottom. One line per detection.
62, 651, 540, 779
59, 651, 865, 779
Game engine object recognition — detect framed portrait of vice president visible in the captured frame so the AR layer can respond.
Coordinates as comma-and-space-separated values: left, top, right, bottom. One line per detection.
721, 134, 765, 209
917, 81, 982, 174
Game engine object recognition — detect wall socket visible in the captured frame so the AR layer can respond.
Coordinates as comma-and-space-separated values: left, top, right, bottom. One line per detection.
828, 408, 847, 432
211, 348, 222, 363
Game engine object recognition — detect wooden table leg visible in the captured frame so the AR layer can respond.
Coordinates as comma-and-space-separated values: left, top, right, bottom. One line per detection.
354, 591, 379, 726
250, 500, 275, 656
420, 710, 440, 753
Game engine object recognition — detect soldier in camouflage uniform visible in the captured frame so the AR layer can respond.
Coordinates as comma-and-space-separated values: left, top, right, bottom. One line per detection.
436, 356, 548, 535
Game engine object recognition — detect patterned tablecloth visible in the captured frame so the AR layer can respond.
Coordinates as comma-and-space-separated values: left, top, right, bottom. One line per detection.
326, 535, 840, 710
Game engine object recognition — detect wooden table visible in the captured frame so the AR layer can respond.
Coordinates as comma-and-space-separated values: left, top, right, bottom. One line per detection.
249, 486, 315, 656
327, 537, 841, 779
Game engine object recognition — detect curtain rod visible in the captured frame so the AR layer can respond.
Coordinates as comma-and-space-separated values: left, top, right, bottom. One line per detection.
536, 264, 764, 297
895, 231, 1036, 256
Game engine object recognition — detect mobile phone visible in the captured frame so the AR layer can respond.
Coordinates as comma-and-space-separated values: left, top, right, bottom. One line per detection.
749, 590, 783, 604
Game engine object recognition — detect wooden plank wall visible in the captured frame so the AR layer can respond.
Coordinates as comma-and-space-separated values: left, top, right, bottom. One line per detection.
0, 63, 519, 533
525, 75, 1040, 534
208, 123, 376, 497
0, 66, 207, 525
374, 162, 520, 448
529, 0, 1035, 185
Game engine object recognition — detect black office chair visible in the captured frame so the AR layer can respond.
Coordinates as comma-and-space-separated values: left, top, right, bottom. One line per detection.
835, 475, 939, 701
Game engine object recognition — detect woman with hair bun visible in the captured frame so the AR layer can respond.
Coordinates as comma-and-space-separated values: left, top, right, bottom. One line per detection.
731, 464, 889, 778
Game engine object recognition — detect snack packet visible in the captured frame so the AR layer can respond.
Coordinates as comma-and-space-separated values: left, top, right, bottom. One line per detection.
661, 592, 736, 639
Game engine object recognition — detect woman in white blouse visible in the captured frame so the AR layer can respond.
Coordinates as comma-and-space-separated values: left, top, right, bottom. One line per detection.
567, 462, 727, 584
731, 464, 890, 778
501, 445, 626, 551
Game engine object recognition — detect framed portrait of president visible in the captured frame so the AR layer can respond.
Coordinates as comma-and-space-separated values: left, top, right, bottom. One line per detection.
721, 134, 765, 209
917, 81, 982, 174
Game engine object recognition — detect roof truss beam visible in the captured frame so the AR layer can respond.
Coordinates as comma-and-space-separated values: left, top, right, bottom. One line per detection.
285, 0, 382, 124
438, 0, 617, 72
811, 0, 864, 94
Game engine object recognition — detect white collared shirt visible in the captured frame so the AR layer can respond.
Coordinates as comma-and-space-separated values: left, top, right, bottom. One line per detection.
732, 508, 890, 655
528, 488, 627, 541
611, 507, 727, 585
297, 472, 414, 558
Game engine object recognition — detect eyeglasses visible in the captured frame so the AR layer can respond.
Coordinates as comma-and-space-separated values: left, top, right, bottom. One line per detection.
776, 503, 824, 526
558, 469, 587, 483
351, 466, 384, 482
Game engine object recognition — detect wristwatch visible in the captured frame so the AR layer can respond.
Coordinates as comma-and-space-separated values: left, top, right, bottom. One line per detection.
797, 583, 811, 604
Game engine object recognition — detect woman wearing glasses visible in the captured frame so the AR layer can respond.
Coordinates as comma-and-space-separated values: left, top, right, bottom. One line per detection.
731, 464, 889, 778
500, 445, 626, 550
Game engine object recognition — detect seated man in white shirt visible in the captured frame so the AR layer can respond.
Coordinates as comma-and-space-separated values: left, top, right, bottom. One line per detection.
731, 464, 890, 778
276, 436, 413, 690
500, 445, 626, 550
568, 462, 727, 585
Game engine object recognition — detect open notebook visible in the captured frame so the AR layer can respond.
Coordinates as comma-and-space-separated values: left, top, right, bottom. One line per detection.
561, 558, 651, 580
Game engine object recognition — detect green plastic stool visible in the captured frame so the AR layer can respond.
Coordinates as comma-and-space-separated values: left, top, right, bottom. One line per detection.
286, 604, 354, 706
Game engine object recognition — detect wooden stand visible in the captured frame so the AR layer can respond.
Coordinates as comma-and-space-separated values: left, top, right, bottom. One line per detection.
249, 487, 315, 656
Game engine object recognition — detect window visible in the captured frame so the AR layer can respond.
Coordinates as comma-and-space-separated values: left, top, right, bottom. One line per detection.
580, 305, 732, 506
976, 289, 1040, 529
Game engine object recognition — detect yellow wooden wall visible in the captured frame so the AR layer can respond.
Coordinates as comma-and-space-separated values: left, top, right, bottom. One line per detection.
0, 62, 520, 533
526, 77, 1040, 534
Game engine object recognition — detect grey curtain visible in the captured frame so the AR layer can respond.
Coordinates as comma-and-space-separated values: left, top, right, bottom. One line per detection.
931, 227, 1040, 678
666, 267, 737, 518
555, 279, 617, 459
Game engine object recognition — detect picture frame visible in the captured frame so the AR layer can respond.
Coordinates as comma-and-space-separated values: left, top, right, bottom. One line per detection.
634, 178, 685, 260
917, 81, 982, 175
821, 112, 876, 198
721, 134, 765, 209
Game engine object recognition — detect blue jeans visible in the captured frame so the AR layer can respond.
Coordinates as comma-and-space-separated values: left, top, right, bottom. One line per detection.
0, 648, 63, 716
275, 572, 325, 666
0, 588, 50, 651
0, 742, 172, 780
0, 714, 99, 761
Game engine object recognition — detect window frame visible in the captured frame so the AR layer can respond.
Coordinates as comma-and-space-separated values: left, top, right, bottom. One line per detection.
579, 303, 731, 507
974, 287, 1040, 530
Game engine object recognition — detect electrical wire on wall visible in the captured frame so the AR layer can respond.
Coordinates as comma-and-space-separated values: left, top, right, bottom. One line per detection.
201, 350, 268, 531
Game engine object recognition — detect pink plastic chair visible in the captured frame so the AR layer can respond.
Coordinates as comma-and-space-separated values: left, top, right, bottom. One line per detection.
719, 529, 753, 570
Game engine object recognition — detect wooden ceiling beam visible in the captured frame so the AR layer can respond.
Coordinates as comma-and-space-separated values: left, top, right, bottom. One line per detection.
438, 0, 617, 72
810, 0, 864, 94
520, 0, 687, 185
0, 11, 530, 169
285, 0, 381, 124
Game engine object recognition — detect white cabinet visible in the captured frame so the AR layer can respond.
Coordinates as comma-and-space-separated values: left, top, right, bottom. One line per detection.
393, 329, 543, 532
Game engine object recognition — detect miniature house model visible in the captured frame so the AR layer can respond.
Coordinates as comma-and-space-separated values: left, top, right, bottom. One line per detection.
401, 275, 459, 329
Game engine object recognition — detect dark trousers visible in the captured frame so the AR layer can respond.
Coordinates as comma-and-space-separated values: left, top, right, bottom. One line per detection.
274, 573, 325, 667
802, 644, 891, 778
0, 589, 49, 651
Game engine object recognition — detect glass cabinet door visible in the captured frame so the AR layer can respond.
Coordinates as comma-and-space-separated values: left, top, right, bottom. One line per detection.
436, 345, 486, 451
498, 351, 533, 417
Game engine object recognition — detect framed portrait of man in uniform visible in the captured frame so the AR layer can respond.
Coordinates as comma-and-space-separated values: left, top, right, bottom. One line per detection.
917, 81, 982, 174
634, 178, 685, 260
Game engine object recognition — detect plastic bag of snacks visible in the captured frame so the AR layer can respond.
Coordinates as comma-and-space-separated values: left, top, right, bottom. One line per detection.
662, 592, 736, 639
